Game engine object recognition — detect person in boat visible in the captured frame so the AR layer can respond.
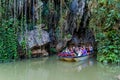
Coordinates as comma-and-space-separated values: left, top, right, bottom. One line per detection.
88, 45, 93, 53
86, 44, 93, 54
68, 45, 76, 57
58, 45, 76, 57
80, 45, 88, 56
74, 46, 82, 56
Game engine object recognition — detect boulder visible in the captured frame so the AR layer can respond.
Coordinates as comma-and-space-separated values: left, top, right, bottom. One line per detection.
32, 49, 42, 55
41, 49, 49, 56
56, 40, 67, 52
18, 28, 50, 49
31, 49, 48, 57
56, 41, 65, 52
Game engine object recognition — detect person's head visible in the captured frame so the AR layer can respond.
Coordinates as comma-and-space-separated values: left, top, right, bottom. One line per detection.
68, 45, 72, 49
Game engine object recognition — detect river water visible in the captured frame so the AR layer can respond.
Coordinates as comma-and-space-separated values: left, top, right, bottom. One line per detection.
0, 55, 120, 80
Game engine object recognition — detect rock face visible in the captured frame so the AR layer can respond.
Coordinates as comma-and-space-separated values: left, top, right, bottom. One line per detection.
67, 0, 95, 46
53, 0, 95, 52
18, 28, 50, 49
56, 36, 72, 52
17, 0, 96, 56
31, 49, 49, 57
18, 27, 50, 57
68, 0, 87, 35
56, 40, 67, 52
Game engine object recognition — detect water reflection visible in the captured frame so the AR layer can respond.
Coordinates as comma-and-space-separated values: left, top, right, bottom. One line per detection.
0, 55, 119, 80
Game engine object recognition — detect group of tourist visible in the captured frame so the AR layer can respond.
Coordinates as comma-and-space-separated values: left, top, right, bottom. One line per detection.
58, 45, 93, 57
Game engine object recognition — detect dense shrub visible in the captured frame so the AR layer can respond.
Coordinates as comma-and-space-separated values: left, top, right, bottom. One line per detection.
89, 0, 120, 63
0, 19, 18, 62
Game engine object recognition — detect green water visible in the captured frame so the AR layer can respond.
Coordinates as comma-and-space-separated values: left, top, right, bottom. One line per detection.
0, 55, 120, 80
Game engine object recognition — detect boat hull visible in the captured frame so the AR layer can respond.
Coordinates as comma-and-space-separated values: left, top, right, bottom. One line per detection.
59, 54, 93, 62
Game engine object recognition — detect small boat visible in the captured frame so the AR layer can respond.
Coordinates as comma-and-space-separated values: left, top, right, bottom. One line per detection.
58, 54, 94, 62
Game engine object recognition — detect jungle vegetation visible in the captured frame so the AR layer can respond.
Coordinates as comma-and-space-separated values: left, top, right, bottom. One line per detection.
0, 0, 120, 63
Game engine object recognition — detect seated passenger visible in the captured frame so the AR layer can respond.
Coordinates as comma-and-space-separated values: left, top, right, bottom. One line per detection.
81, 45, 87, 56
88, 45, 93, 54
74, 46, 82, 56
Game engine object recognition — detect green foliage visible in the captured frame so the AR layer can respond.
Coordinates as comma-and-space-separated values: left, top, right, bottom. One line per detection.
96, 30, 120, 63
64, 33, 72, 41
0, 18, 18, 62
20, 39, 31, 58
90, 0, 120, 63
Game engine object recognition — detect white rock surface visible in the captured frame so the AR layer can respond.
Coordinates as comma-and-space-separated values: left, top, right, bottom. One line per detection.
18, 29, 50, 49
